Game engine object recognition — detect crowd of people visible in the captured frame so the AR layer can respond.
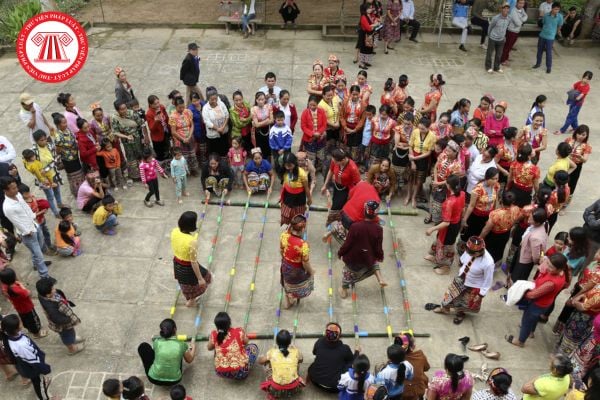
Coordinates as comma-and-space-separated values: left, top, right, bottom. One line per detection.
0, 2, 598, 398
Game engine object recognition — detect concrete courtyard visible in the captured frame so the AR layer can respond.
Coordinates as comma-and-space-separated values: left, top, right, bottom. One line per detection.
0, 26, 599, 399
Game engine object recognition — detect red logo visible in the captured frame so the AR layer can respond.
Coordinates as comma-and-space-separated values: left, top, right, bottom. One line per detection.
16, 12, 88, 83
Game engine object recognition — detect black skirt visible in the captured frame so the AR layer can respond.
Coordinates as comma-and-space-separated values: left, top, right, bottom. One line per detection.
569, 163, 583, 194
511, 186, 533, 208
460, 213, 488, 242
486, 230, 511, 263
346, 130, 363, 147
331, 185, 350, 211
283, 190, 307, 207
255, 126, 271, 159
391, 148, 409, 167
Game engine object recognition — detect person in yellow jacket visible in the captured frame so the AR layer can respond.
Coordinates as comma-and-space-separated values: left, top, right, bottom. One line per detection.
92, 195, 122, 235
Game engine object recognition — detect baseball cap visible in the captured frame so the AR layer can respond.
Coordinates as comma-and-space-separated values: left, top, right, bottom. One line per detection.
501, 2, 510, 7
19, 93, 34, 105
188, 42, 198, 50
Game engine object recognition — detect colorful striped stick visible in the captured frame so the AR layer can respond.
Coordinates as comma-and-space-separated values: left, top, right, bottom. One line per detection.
170, 197, 210, 319
166, 331, 431, 342
273, 288, 284, 343
385, 201, 413, 332
326, 192, 335, 322
242, 193, 272, 332
351, 284, 360, 349
223, 192, 252, 313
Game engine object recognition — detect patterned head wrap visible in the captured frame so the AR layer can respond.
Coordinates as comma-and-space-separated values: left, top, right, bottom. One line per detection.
446, 140, 460, 153
364, 200, 379, 218
328, 54, 340, 64
467, 236, 486, 252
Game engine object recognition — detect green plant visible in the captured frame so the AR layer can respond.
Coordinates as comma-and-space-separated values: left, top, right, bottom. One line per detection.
55, 0, 87, 14
0, 0, 41, 44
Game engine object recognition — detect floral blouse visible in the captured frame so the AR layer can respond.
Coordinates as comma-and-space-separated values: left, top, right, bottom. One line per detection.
509, 161, 540, 190
489, 206, 520, 234
169, 109, 193, 145
497, 139, 517, 167
435, 153, 462, 183
52, 128, 79, 162
280, 231, 309, 268
90, 116, 113, 143
471, 182, 500, 215
520, 125, 547, 153
427, 370, 474, 400
565, 137, 592, 165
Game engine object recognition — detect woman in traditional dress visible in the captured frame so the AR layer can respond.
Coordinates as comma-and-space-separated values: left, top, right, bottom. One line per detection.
335, 76, 349, 103
547, 170, 571, 233
570, 315, 600, 391
517, 111, 547, 164
201, 153, 234, 200
426, 140, 462, 225
318, 85, 342, 154
506, 143, 540, 207
357, 3, 377, 70
564, 124, 591, 202
280, 153, 312, 226
75, 118, 100, 173
366, 158, 397, 203
426, 353, 474, 400
251, 91, 274, 160
393, 74, 409, 108
355, 70, 373, 105
431, 113, 452, 141
380, 78, 399, 119
407, 117, 436, 208
259, 330, 304, 398
324, 54, 345, 87
188, 92, 206, 169
425, 174, 465, 275
170, 211, 211, 307
114, 67, 135, 105
556, 284, 600, 355
207, 312, 258, 380
169, 97, 199, 175
432, 236, 494, 325
279, 214, 315, 309
230, 90, 253, 154
111, 100, 146, 181
56, 92, 83, 134
420, 74, 445, 122
340, 85, 366, 162
307, 60, 325, 102
480, 190, 520, 266
383, 0, 401, 53
473, 95, 493, 130
459, 167, 499, 247
243, 148, 275, 195
337, 200, 386, 298
300, 95, 328, 174
494, 127, 517, 188
392, 112, 414, 197
321, 148, 361, 225
51, 113, 84, 197
369, 104, 397, 166
202, 88, 230, 159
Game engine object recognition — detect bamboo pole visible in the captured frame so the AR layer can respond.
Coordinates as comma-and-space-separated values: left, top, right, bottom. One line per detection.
205, 200, 418, 215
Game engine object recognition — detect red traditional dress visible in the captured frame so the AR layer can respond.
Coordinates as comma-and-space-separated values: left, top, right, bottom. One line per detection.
496, 139, 517, 184
430, 190, 466, 267
430, 153, 462, 224
380, 90, 398, 119
393, 86, 408, 107
507, 160, 540, 207
422, 88, 442, 122
280, 168, 308, 225
431, 121, 451, 140
307, 73, 325, 102
339, 97, 365, 159
280, 231, 313, 299
209, 327, 258, 380
565, 137, 592, 194
460, 181, 499, 242
354, 81, 373, 105
323, 66, 345, 84
485, 205, 520, 263
369, 116, 397, 164
519, 124, 547, 163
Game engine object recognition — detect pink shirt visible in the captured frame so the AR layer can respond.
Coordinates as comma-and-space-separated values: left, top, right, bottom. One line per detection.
139, 159, 165, 183
228, 147, 247, 167
519, 224, 548, 264
484, 114, 510, 147
76, 180, 94, 210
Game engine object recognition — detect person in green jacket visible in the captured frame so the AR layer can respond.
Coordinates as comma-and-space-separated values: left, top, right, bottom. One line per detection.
137, 319, 196, 386
230, 90, 253, 154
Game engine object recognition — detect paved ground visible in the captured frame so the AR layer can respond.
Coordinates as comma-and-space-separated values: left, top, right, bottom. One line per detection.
0, 26, 599, 399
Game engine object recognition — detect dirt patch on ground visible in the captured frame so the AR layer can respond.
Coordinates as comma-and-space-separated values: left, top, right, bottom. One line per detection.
77, 0, 361, 25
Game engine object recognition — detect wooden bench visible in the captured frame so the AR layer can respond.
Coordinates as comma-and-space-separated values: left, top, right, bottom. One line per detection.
217, 15, 262, 35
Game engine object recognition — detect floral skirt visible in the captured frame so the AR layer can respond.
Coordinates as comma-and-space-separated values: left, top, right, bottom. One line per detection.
430, 223, 461, 267
342, 264, 379, 289
441, 281, 482, 313
205, 176, 230, 196
247, 172, 270, 193
215, 344, 258, 380
280, 260, 314, 299
260, 377, 304, 400
174, 259, 212, 300
557, 311, 594, 355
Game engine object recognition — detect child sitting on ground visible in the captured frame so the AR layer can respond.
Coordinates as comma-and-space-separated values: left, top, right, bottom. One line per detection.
122, 375, 150, 400
59, 207, 81, 236
139, 148, 167, 207
19, 183, 53, 252
97, 138, 125, 191
102, 378, 122, 399
36, 277, 84, 355
170, 147, 190, 204
93, 195, 122, 235
55, 221, 81, 257
21, 149, 55, 188
338, 354, 375, 399
228, 137, 247, 189
170, 384, 193, 400
0, 267, 48, 339
375, 344, 414, 399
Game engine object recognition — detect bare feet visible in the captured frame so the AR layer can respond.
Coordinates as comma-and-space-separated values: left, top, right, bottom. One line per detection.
403, 196, 410, 206
412, 198, 417, 208
284, 296, 298, 309
338, 287, 348, 299
185, 299, 195, 307
321, 231, 332, 243
378, 280, 388, 288
433, 306, 450, 314
424, 255, 435, 263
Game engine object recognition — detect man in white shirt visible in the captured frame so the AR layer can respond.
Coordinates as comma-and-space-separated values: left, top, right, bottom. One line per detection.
538, 0, 552, 26
258, 72, 282, 106
0, 136, 16, 164
1, 177, 51, 278
400, 0, 420, 42
18, 93, 54, 144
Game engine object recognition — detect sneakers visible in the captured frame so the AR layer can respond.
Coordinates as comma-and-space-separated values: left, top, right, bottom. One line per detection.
122, 185, 128, 190
102, 229, 116, 236
487, 69, 494, 74
74, 336, 85, 344
496, 69, 504, 73
155, 200, 165, 206
144, 200, 154, 208
480, 43, 487, 50
33, 329, 48, 339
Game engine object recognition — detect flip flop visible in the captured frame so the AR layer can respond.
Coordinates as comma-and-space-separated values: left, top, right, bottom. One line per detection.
424, 303, 440, 311
504, 334, 523, 347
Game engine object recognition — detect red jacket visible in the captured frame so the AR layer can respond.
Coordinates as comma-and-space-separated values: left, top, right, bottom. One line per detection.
273, 104, 299, 133
146, 105, 168, 142
300, 107, 327, 143
76, 130, 98, 170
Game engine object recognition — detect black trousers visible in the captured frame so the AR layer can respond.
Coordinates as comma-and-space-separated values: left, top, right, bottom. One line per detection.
145, 179, 160, 202
137, 342, 181, 386
152, 139, 170, 162
31, 375, 50, 400
20, 310, 42, 335
471, 16, 489, 44
82, 196, 102, 214
400, 19, 420, 39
